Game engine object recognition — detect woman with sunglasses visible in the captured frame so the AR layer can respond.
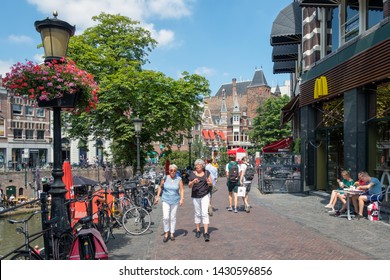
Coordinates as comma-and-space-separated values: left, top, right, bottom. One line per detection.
188, 159, 213, 242
155, 164, 184, 242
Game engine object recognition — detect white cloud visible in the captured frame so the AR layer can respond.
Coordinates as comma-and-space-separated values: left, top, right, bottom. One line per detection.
8, 35, 34, 44
146, 0, 192, 19
195, 66, 216, 77
27, 0, 193, 46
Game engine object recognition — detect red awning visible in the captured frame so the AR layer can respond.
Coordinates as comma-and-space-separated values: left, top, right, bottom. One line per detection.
202, 130, 209, 140
208, 130, 215, 140
262, 137, 293, 153
219, 131, 226, 141
227, 147, 247, 155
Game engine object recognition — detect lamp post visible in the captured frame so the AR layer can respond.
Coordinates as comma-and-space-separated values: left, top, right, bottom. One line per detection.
35, 11, 75, 234
96, 140, 103, 183
187, 132, 193, 169
133, 117, 143, 177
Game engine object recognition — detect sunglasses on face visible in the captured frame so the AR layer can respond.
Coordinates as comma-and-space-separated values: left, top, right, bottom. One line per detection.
170, 169, 177, 172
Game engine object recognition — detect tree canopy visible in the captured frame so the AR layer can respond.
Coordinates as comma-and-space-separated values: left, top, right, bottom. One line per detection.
65, 13, 210, 166
249, 95, 291, 148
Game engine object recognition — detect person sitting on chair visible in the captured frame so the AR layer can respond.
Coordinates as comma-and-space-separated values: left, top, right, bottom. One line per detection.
351, 171, 382, 220
325, 170, 354, 213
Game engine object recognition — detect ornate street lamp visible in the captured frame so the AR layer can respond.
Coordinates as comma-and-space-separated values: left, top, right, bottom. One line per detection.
35, 11, 75, 234
187, 132, 193, 169
133, 117, 143, 177
35, 11, 75, 63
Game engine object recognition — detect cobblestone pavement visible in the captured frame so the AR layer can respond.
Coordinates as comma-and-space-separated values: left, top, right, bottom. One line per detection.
107, 175, 390, 260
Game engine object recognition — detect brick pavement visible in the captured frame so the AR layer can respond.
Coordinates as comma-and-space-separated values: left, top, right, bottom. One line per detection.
107, 175, 390, 260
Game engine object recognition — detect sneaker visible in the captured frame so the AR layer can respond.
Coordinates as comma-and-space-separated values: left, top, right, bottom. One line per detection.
245, 205, 250, 213
195, 231, 201, 238
324, 204, 333, 209
227, 206, 233, 211
234, 208, 238, 213
328, 210, 336, 214
203, 233, 210, 242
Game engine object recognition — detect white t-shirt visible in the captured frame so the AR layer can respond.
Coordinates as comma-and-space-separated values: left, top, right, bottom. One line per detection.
240, 163, 251, 183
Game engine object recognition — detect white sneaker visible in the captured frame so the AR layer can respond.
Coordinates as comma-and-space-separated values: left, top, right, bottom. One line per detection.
328, 209, 336, 214
324, 204, 333, 209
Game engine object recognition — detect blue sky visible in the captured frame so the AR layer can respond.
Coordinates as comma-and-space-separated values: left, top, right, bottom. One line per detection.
0, 0, 292, 95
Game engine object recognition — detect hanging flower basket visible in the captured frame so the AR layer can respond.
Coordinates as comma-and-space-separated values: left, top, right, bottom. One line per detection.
37, 90, 81, 108
2, 58, 98, 112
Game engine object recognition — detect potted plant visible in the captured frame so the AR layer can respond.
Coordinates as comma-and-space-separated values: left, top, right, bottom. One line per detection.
2, 58, 98, 112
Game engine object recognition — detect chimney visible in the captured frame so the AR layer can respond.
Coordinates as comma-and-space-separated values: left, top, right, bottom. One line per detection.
232, 78, 237, 95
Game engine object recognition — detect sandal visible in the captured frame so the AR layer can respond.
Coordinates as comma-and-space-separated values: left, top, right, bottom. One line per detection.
170, 234, 175, 241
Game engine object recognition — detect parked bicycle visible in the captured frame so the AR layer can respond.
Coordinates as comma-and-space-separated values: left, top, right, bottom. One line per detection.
67, 193, 108, 260
0, 210, 59, 260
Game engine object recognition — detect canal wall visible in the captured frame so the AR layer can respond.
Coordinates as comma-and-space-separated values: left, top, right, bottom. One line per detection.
0, 166, 133, 199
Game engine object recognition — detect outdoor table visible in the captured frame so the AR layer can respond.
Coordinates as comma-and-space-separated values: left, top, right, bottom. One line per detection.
337, 189, 364, 220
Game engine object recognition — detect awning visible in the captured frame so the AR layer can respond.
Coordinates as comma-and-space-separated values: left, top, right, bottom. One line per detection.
208, 130, 215, 140
219, 131, 226, 141
270, 2, 302, 46
227, 147, 247, 155
299, 0, 340, 7
272, 44, 299, 62
273, 61, 296, 74
262, 137, 293, 153
280, 95, 299, 126
202, 129, 209, 140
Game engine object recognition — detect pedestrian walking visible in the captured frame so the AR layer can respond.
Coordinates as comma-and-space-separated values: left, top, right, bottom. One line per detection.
188, 159, 213, 241
155, 164, 184, 242
205, 158, 218, 216
225, 154, 242, 213
240, 156, 254, 212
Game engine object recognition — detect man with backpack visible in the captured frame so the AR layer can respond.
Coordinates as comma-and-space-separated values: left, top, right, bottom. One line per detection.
225, 154, 242, 213
240, 156, 254, 213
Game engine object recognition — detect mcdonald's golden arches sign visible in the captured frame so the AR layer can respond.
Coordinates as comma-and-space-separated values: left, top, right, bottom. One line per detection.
314, 76, 328, 99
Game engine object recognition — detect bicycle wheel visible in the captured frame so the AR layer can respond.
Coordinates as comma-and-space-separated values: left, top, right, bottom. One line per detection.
11, 252, 40, 260
98, 209, 111, 244
122, 206, 151, 235
54, 232, 74, 260
119, 197, 133, 212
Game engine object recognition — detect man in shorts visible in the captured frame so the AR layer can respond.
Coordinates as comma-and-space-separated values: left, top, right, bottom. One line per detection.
225, 154, 242, 213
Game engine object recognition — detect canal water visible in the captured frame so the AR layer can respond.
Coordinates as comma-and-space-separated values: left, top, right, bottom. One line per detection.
0, 212, 43, 258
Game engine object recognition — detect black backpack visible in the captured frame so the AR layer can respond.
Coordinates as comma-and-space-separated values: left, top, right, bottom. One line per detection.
244, 163, 255, 181
228, 162, 239, 183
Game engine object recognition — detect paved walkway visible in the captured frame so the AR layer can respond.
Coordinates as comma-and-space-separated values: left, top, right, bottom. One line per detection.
107, 175, 390, 260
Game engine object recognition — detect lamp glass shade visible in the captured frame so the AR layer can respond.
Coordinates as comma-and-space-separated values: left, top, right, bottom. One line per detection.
40, 27, 70, 60
133, 118, 143, 132
188, 135, 193, 144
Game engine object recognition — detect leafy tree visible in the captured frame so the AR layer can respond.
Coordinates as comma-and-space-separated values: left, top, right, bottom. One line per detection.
250, 95, 291, 148
65, 13, 210, 168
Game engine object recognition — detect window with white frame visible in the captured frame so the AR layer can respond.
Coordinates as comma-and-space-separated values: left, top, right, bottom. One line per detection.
37, 130, 45, 140
14, 129, 23, 139
12, 104, 23, 115
25, 106, 34, 116
26, 130, 34, 140
0, 119, 4, 137
233, 131, 239, 142
36, 108, 45, 117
